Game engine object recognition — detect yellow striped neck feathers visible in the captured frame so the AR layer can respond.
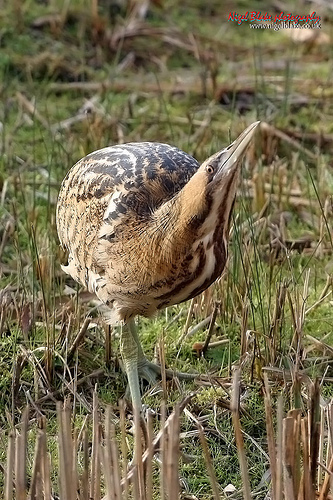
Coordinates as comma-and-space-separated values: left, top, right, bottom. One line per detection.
146, 150, 240, 263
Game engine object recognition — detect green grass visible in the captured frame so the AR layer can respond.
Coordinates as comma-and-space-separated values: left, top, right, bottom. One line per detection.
0, 0, 333, 497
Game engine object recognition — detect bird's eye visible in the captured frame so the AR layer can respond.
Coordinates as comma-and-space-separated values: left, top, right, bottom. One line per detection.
206, 164, 214, 175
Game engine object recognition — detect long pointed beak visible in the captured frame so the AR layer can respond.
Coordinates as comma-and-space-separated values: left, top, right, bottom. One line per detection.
215, 121, 260, 177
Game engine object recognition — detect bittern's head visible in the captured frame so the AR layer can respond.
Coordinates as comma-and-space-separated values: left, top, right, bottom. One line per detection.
184, 121, 259, 235
202, 121, 259, 191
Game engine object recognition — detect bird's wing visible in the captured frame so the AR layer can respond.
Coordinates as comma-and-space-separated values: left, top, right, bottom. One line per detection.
56, 143, 199, 291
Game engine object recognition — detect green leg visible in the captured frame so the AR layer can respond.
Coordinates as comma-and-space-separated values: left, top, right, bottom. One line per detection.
127, 319, 159, 385
120, 319, 142, 413
121, 318, 198, 412
127, 318, 197, 383
127, 317, 147, 366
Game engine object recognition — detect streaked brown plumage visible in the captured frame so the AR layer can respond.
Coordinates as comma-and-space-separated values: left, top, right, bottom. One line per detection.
56, 122, 259, 411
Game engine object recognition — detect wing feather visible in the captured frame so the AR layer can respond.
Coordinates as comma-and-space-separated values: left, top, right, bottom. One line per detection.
56, 142, 199, 308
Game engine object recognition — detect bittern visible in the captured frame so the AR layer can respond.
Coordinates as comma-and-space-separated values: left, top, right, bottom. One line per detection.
56, 121, 259, 412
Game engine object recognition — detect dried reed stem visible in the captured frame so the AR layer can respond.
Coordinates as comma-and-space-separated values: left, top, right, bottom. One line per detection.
197, 424, 220, 499
90, 390, 101, 500
263, 374, 277, 499
231, 368, 252, 500
67, 316, 91, 362
4, 431, 14, 500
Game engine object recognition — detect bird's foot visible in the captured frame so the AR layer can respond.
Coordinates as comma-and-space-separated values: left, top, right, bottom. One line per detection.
137, 358, 197, 383
137, 358, 160, 385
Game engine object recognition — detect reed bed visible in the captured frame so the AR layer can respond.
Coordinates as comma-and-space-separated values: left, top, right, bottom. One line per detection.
3, 370, 332, 500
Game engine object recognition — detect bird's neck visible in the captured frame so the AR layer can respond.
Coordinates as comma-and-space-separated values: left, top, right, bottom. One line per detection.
150, 171, 209, 251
